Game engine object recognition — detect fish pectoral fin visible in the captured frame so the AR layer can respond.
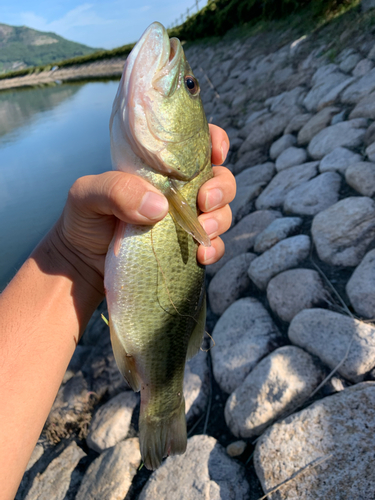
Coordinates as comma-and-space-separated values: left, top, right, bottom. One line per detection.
186, 294, 206, 360
109, 320, 141, 392
165, 180, 211, 248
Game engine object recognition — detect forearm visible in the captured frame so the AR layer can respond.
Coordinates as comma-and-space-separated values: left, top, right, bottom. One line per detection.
0, 226, 103, 499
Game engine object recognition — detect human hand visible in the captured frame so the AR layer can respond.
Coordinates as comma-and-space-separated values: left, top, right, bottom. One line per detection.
54, 124, 235, 285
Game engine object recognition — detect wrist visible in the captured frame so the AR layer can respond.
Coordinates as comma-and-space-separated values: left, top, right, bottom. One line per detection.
32, 221, 105, 333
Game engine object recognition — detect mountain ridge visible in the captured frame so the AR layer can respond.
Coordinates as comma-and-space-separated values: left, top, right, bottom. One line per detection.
0, 23, 100, 73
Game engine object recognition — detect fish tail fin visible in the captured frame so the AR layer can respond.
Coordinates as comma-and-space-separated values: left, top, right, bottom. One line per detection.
139, 397, 187, 470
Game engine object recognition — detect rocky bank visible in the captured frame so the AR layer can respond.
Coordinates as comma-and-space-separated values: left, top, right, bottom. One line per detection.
17, 6, 375, 500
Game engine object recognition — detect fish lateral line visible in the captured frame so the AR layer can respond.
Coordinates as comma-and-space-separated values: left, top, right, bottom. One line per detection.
150, 229, 215, 353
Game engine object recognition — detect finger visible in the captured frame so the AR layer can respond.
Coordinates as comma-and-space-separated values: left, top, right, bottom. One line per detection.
68, 171, 169, 225
197, 166, 236, 212
197, 237, 225, 266
199, 204, 232, 239
209, 124, 229, 165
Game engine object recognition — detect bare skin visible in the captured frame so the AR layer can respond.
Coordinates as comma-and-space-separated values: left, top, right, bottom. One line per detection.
0, 124, 235, 499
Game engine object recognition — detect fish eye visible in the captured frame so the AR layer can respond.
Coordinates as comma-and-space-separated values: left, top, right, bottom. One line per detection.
185, 75, 199, 95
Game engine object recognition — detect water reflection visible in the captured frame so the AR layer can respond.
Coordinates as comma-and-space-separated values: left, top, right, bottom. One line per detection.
0, 80, 119, 290
0, 83, 81, 141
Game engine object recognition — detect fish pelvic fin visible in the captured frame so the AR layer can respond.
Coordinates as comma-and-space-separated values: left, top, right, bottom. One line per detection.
186, 293, 206, 360
139, 397, 187, 470
109, 320, 142, 392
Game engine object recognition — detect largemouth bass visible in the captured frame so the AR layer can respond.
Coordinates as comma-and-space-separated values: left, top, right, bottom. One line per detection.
104, 22, 212, 470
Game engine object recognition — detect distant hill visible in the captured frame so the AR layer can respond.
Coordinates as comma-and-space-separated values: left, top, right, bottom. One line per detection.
0, 23, 100, 74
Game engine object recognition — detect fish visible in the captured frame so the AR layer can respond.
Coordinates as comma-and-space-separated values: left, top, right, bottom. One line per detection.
104, 21, 212, 470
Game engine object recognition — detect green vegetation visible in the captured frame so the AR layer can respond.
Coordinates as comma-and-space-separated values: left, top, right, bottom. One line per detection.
0, 23, 99, 74
169, 0, 359, 41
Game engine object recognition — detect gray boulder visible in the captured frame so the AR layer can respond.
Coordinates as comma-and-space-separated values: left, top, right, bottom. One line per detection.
350, 91, 375, 119
238, 110, 298, 156
232, 148, 268, 175
184, 351, 209, 422
86, 391, 138, 453
225, 346, 324, 438
319, 146, 362, 174
25, 442, 85, 500
316, 77, 356, 110
284, 113, 312, 135
289, 309, 375, 382
254, 217, 302, 253
308, 119, 367, 159
255, 162, 319, 210
230, 162, 275, 222
345, 161, 375, 196
341, 67, 375, 103
208, 253, 256, 316
206, 210, 282, 277
303, 65, 348, 112
267, 269, 329, 322
268, 87, 306, 113
76, 438, 140, 500
297, 106, 340, 145
339, 52, 361, 73
270, 134, 296, 160
283, 172, 341, 216
275, 147, 308, 171
353, 58, 374, 77
139, 435, 249, 500
254, 382, 375, 499
211, 298, 281, 394
346, 249, 375, 319
248, 235, 311, 291
366, 141, 375, 162
311, 197, 375, 266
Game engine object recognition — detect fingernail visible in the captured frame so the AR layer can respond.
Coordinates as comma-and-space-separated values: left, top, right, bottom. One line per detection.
221, 140, 229, 163
202, 218, 218, 236
203, 245, 216, 263
205, 188, 223, 211
138, 192, 168, 220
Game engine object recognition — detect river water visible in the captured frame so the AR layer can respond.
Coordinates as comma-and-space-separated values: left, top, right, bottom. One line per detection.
0, 80, 119, 291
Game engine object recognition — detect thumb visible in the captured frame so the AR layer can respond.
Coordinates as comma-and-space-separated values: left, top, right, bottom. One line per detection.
69, 171, 169, 225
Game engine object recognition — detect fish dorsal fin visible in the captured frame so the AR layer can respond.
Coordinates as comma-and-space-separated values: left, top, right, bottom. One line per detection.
109, 319, 142, 392
187, 293, 206, 360
165, 180, 211, 248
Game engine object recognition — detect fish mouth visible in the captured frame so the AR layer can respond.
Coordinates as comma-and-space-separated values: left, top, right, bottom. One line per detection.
151, 28, 183, 97
124, 22, 182, 97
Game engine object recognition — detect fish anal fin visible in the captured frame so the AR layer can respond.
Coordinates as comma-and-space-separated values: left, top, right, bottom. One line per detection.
186, 294, 206, 360
139, 397, 187, 470
165, 180, 211, 248
109, 320, 141, 392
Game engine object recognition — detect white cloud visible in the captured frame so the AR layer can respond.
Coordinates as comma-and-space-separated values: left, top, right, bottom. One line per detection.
19, 11, 49, 31
20, 4, 109, 37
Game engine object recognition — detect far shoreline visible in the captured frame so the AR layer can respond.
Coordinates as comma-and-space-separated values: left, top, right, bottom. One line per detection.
0, 58, 127, 91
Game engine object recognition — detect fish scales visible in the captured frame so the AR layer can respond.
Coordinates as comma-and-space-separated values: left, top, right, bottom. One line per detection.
104, 21, 212, 470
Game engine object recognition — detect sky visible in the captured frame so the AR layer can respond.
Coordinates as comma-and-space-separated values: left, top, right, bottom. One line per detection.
0, 0, 205, 49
